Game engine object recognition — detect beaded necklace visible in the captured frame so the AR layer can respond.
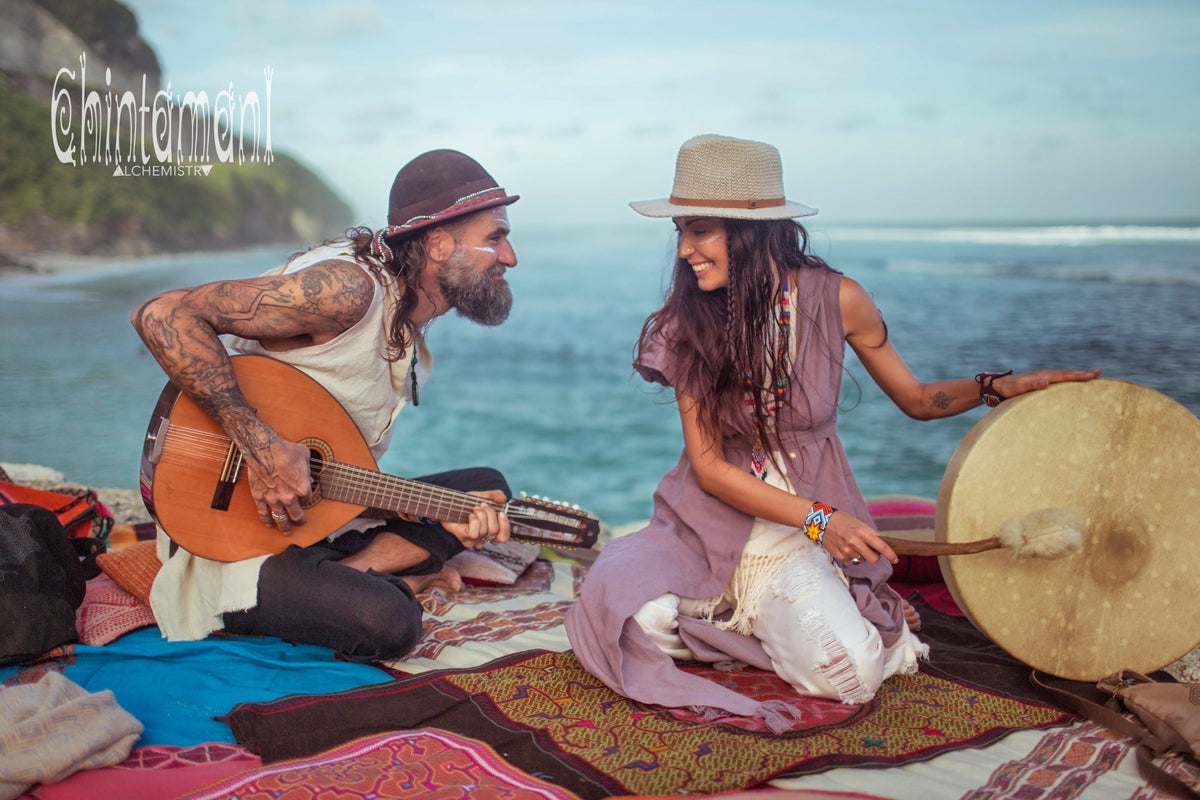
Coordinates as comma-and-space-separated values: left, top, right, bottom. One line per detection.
747, 275, 792, 479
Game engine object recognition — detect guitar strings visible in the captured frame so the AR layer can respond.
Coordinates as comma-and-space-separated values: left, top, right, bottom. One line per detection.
159, 427, 245, 462
158, 423, 583, 529
319, 461, 569, 526
322, 463, 490, 521
160, 426, 494, 518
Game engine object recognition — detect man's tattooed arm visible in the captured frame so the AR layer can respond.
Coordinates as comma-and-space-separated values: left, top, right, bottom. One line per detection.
131, 260, 374, 463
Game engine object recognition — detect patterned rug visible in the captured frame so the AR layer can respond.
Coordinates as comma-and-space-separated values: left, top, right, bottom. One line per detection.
25, 743, 260, 800
222, 649, 1070, 799
964, 719, 1200, 800
178, 729, 581, 800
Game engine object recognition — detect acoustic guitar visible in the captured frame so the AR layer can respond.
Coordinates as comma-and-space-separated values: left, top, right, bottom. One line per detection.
139, 354, 600, 562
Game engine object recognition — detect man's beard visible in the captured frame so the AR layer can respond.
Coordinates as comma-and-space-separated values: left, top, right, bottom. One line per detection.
436, 247, 512, 326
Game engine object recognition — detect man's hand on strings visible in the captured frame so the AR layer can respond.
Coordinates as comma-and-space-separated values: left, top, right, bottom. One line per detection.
443, 490, 511, 549
250, 436, 314, 534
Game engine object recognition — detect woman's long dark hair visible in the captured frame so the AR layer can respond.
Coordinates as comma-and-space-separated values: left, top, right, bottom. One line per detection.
635, 218, 835, 455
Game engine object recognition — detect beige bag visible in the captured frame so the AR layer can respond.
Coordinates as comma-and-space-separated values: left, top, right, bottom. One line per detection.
1097, 670, 1200, 759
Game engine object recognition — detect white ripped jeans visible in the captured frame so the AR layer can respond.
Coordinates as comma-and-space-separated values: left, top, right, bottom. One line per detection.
633, 469, 924, 704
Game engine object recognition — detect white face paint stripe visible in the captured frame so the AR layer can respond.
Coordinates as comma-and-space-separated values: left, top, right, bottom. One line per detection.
472, 246, 497, 254
678, 230, 721, 252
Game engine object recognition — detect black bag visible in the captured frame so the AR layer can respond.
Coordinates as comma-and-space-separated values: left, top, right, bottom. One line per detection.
0, 503, 92, 666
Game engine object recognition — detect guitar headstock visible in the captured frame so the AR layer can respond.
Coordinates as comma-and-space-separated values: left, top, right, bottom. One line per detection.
505, 493, 600, 549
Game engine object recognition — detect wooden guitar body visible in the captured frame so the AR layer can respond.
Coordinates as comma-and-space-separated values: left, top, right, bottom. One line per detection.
140, 355, 599, 562
140, 355, 373, 561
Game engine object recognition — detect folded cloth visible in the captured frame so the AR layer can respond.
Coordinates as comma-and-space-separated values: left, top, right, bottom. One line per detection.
151, 530, 266, 641
447, 540, 542, 585
0, 671, 142, 799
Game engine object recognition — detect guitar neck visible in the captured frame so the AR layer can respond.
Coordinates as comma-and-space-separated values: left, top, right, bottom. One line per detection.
317, 461, 485, 524
314, 460, 596, 549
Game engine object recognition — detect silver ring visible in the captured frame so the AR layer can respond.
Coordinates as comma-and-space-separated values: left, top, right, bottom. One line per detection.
482, 533, 495, 544
849, 556, 862, 565
271, 512, 287, 521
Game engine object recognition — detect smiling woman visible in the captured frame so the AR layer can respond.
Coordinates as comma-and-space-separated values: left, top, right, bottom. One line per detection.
674, 218, 729, 290
566, 133, 1108, 729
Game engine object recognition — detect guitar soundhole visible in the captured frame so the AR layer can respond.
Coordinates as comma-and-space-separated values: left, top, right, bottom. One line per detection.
300, 437, 332, 510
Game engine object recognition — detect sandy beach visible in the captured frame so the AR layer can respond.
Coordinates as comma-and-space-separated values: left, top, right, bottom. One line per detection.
0, 251, 134, 278
0, 241, 305, 280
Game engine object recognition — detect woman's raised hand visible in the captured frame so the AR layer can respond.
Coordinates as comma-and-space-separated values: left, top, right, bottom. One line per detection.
992, 368, 1102, 400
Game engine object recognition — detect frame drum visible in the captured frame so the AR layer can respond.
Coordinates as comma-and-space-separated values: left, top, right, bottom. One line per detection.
936, 379, 1200, 681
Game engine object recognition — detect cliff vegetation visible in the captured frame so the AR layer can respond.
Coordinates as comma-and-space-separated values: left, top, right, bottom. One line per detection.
0, 0, 353, 266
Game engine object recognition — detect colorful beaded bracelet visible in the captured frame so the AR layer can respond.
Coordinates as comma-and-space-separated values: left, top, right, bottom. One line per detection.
803, 501, 837, 544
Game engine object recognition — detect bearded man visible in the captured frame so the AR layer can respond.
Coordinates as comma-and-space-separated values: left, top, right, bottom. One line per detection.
131, 150, 518, 661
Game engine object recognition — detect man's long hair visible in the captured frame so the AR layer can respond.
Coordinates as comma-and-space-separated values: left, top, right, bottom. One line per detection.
635, 218, 836, 454
343, 226, 427, 362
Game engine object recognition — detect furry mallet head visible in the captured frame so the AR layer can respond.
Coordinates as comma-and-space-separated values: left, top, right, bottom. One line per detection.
997, 507, 1085, 560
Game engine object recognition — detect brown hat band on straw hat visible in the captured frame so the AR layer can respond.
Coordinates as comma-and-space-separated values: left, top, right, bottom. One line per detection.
668, 195, 787, 210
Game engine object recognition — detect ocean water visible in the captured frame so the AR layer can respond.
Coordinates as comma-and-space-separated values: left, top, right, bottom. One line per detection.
1, 222, 1198, 528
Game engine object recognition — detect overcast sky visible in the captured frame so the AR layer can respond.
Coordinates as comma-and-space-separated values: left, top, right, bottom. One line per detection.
120, 0, 1200, 230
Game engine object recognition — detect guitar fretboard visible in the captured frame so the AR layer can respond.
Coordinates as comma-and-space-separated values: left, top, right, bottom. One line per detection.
316, 461, 593, 546
317, 461, 489, 524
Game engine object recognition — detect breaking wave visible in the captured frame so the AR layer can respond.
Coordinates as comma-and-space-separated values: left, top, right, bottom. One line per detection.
828, 224, 1200, 247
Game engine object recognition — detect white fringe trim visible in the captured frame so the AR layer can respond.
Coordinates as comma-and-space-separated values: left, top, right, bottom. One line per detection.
710, 550, 794, 636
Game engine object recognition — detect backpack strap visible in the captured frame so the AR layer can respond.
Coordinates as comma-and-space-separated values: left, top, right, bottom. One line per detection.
72, 536, 107, 580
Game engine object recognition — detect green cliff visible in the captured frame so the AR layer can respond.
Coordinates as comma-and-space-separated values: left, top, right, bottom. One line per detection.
0, 0, 353, 264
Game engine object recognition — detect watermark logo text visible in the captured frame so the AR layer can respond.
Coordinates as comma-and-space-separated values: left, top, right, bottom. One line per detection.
51, 54, 274, 175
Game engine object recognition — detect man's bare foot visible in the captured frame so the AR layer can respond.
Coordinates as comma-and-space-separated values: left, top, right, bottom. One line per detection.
401, 565, 463, 595
902, 598, 922, 632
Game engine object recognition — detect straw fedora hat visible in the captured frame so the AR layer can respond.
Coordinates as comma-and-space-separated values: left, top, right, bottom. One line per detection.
383, 149, 518, 243
630, 134, 817, 220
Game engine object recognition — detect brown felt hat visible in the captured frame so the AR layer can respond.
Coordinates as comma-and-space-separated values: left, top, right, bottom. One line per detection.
384, 149, 518, 241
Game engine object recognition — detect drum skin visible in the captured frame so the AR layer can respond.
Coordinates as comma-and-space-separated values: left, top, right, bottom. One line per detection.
935, 379, 1200, 681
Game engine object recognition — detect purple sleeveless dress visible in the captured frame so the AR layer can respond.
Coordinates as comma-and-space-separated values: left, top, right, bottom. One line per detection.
564, 266, 909, 727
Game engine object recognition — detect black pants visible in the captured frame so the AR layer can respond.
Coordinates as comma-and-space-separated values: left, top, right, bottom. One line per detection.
222, 466, 509, 662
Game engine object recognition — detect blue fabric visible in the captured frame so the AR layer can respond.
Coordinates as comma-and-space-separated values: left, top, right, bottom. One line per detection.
0, 627, 391, 747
